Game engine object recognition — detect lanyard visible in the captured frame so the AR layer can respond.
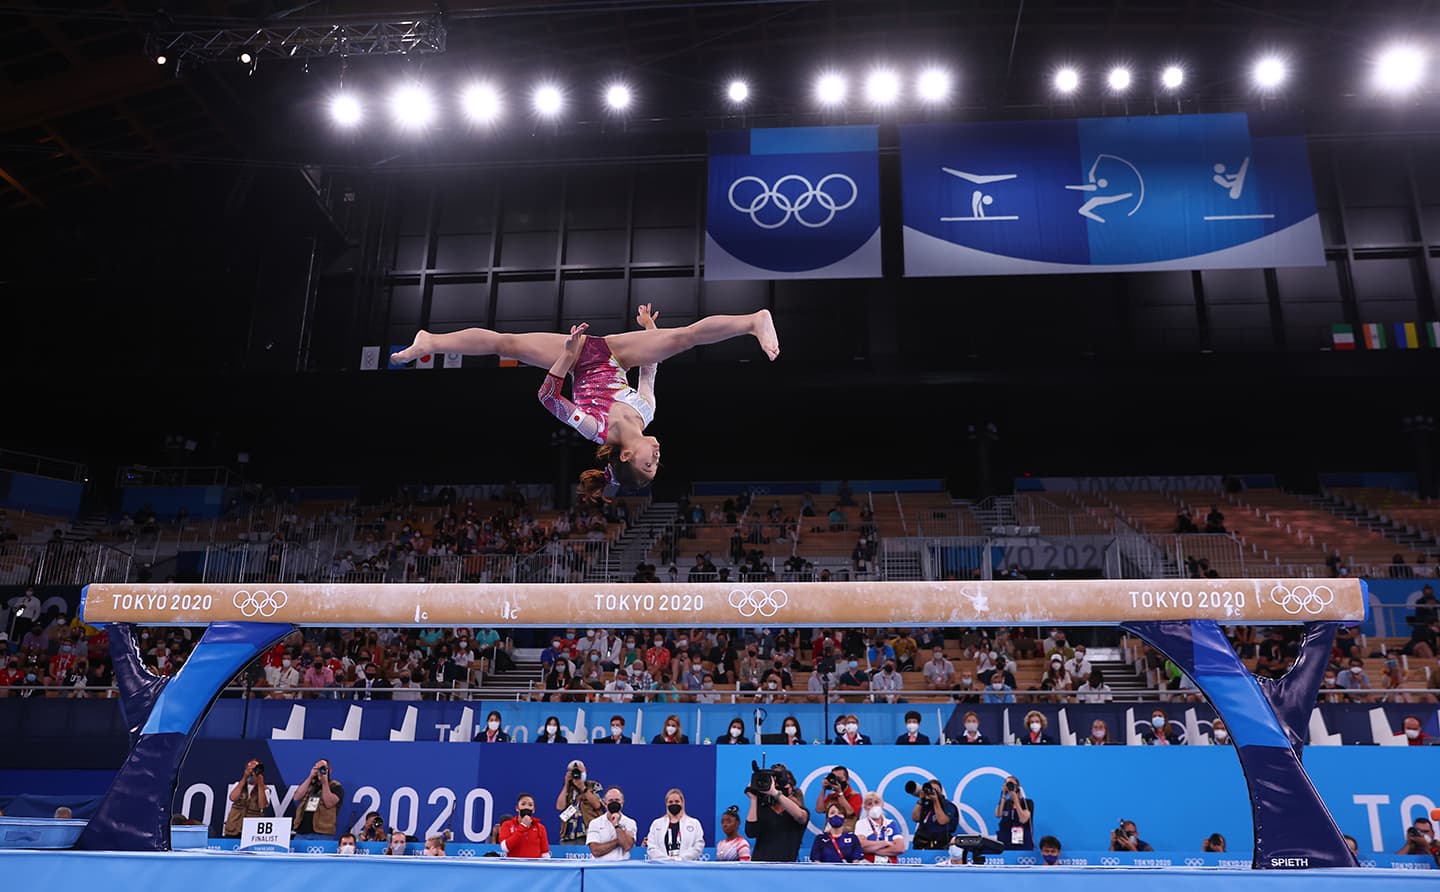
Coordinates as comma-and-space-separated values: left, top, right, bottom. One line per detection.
829, 834, 847, 860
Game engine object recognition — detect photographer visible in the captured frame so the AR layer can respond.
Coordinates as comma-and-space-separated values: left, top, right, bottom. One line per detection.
812, 764, 862, 830
908, 778, 959, 850
290, 757, 342, 840
995, 775, 1033, 849
1109, 819, 1154, 852
222, 758, 268, 837
555, 758, 604, 844
357, 810, 387, 843
745, 762, 809, 862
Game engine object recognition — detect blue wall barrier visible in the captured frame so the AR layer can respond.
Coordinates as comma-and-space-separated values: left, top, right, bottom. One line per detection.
119, 485, 228, 519
0, 471, 83, 518
160, 741, 1438, 857
1362, 578, 1433, 637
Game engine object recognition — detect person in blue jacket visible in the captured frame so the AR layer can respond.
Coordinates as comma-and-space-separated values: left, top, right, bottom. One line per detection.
810, 804, 864, 863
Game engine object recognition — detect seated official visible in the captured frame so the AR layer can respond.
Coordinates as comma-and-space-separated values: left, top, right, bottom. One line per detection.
896, 710, 931, 745
809, 803, 864, 863
644, 788, 705, 861
717, 717, 751, 745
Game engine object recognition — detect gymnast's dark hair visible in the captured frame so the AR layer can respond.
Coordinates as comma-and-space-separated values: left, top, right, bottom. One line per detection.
577, 444, 649, 504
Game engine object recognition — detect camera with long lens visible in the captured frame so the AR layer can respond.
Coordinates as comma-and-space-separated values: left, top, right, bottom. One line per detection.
905, 779, 934, 801
823, 771, 843, 790
570, 767, 583, 779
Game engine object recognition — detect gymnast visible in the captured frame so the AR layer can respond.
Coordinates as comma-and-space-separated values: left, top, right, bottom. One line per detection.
391, 305, 778, 500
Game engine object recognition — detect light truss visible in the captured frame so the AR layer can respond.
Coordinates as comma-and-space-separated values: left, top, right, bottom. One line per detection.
147, 16, 446, 64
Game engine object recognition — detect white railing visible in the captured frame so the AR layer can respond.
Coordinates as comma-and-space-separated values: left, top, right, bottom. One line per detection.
0, 541, 134, 585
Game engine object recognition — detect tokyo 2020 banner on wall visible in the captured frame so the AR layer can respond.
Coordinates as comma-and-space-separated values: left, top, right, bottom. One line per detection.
900, 112, 1324, 276
704, 125, 882, 280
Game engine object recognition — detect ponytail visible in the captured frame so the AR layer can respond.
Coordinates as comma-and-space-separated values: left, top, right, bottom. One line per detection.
577, 445, 619, 505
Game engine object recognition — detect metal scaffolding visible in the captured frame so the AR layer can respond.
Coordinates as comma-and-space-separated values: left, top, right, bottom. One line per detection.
146, 16, 446, 64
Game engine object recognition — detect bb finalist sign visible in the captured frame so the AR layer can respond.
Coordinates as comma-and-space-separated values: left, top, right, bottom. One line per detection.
239, 817, 290, 853
704, 125, 882, 279
901, 112, 1324, 275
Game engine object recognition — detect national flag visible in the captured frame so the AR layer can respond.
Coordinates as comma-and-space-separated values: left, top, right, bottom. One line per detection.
359, 346, 381, 370
388, 345, 409, 369
1427, 322, 1440, 348
1362, 323, 1386, 350
1393, 322, 1419, 349
416, 353, 434, 369
1330, 324, 1355, 351
443, 352, 464, 369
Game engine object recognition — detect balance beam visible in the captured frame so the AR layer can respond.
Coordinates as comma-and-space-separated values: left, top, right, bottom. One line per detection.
79, 578, 1366, 627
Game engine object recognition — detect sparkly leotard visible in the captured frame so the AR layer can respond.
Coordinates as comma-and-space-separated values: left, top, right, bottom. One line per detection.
537, 335, 655, 445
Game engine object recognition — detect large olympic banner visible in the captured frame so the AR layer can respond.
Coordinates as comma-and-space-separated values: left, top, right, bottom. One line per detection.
170, 741, 1435, 857
704, 125, 882, 279
900, 113, 1324, 276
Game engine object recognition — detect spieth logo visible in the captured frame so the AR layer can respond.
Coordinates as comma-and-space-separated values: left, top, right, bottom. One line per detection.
728, 174, 858, 229
728, 588, 788, 618
1269, 584, 1334, 616
1270, 856, 1310, 868
233, 589, 289, 618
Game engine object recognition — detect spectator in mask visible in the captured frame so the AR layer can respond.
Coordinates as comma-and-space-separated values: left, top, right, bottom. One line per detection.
475, 709, 510, 743
1141, 708, 1176, 745
809, 803, 864, 863
1081, 719, 1113, 746
644, 788, 705, 861
497, 793, 550, 858
1040, 835, 1063, 865
896, 709, 931, 745
384, 830, 409, 855
1208, 718, 1232, 746
587, 786, 637, 861
834, 714, 871, 746
718, 717, 750, 745
651, 714, 689, 744
595, 715, 631, 744
535, 715, 567, 743
952, 711, 990, 745
853, 790, 907, 864
1018, 710, 1056, 745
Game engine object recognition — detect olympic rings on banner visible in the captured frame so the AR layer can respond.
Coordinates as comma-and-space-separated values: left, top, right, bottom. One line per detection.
728, 174, 858, 229
1269, 584, 1334, 616
727, 588, 788, 618
234, 589, 289, 618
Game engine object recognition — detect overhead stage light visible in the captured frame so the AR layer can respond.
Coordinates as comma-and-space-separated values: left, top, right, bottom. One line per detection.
1053, 67, 1080, 94
1253, 56, 1287, 90
727, 80, 750, 103
239, 52, 252, 65
916, 67, 952, 103
390, 83, 436, 130
1107, 66, 1132, 92
1374, 44, 1426, 93
605, 83, 633, 111
155, 54, 167, 65
461, 82, 502, 124
815, 72, 847, 107
1161, 65, 1185, 90
330, 93, 362, 128
533, 83, 564, 118
865, 68, 901, 107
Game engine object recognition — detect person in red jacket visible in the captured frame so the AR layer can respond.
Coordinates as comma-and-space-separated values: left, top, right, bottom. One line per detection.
497, 793, 550, 859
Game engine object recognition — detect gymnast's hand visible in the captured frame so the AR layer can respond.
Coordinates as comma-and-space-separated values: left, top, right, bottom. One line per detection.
564, 323, 589, 353
636, 304, 659, 330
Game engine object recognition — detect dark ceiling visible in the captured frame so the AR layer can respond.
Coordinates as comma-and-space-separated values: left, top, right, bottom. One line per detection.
2, 0, 1437, 212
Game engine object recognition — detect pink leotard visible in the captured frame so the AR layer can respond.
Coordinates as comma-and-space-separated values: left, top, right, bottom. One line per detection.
537, 335, 654, 445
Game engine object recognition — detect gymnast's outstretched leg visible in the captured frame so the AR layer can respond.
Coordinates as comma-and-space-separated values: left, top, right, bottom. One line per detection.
390, 328, 569, 369
606, 308, 778, 368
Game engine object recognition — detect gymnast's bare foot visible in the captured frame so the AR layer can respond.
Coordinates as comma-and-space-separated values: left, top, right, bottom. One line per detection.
755, 309, 780, 361
391, 331, 434, 364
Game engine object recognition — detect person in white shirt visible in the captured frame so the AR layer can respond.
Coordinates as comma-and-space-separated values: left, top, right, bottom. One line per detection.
604, 669, 635, 703
1065, 647, 1092, 681
1075, 668, 1113, 704
644, 788, 705, 861
587, 786, 638, 860
853, 790, 907, 864
870, 661, 904, 704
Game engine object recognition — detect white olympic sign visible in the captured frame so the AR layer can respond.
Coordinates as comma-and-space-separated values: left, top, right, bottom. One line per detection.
728, 588, 788, 618
728, 173, 858, 229
1269, 584, 1334, 616
233, 589, 289, 618
794, 763, 1014, 838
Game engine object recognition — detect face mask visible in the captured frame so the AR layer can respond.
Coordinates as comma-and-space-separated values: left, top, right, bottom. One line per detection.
552, 642, 561, 649
729, 727, 742, 738
885, 666, 894, 674
546, 724, 558, 734
338, 844, 356, 855
961, 676, 972, 685
845, 722, 859, 734
667, 803, 683, 816
828, 815, 845, 829
518, 808, 533, 818
1093, 728, 1106, 739
1030, 722, 1042, 733
665, 724, 678, 736
848, 661, 859, 671
607, 801, 623, 814
965, 721, 979, 732
1323, 678, 1336, 687
1043, 853, 1059, 865
906, 722, 919, 734
992, 681, 1005, 689
611, 725, 623, 736
654, 639, 663, 646
282, 660, 291, 667
702, 681, 714, 689
487, 720, 500, 730
1405, 728, 1421, 739
589, 653, 599, 661
784, 725, 798, 737
1214, 728, 1229, 742
388, 843, 406, 855
766, 681, 778, 690
1075, 651, 1085, 659
867, 805, 883, 820
60, 646, 72, 654
1152, 717, 1165, 728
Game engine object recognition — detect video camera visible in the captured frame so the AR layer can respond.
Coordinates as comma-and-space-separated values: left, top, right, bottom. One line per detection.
746, 759, 792, 807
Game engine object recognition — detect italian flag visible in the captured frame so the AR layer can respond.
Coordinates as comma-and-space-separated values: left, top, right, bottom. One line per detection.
1362, 323, 1386, 350
1331, 324, 1355, 351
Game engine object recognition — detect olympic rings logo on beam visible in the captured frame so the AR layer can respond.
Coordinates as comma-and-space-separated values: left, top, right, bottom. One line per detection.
728, 174, 858, 229
233, 589, 289, 617
728, 588, 788, 618
1269, 583, 1334, 615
